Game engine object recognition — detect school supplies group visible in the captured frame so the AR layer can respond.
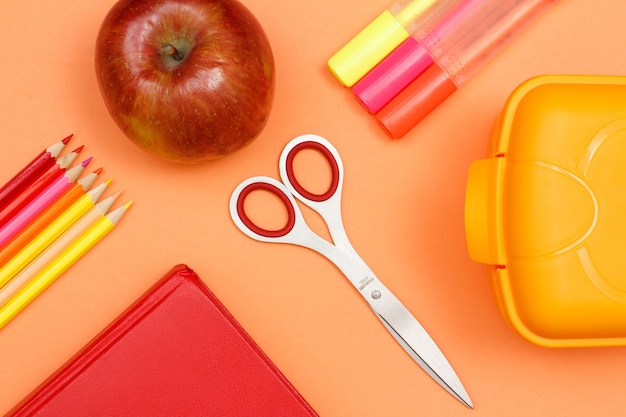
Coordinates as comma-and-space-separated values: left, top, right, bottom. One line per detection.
0, 136, 130, 329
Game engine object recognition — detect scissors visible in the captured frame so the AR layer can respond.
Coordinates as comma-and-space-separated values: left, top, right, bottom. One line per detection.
229, 134, 473, 408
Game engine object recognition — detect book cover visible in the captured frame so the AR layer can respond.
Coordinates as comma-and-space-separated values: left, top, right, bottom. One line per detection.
6, 264, 318, 416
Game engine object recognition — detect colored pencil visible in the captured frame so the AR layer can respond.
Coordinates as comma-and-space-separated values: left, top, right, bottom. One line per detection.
0, 159, 91, 249
0, 135, 71, 211
0, 201, 131, 329
0, 146, 83, 228
0, 182, 112, 290
0, 168, 102, 262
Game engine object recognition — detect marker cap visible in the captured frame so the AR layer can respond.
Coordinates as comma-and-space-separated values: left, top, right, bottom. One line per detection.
353, 37, 434, 113
376, 63, 457, 139
328, 10, 410, 88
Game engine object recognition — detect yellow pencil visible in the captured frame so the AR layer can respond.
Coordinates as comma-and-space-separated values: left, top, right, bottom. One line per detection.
0, 201, 132, 330
0, 181, 111, 289
0, 192, 120, 307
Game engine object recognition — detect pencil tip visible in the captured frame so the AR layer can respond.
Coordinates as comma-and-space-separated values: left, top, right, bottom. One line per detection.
72, 145, 85, 153
108, 201, 133, 224
62, 134, 73, 144
104, 178, 113, 185
123, 200, 134, 209
93, 167, 103, 175
81, 157, 93, 167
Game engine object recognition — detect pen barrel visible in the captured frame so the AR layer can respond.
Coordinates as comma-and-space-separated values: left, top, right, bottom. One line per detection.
376, 64, 457, 139
376, 0, 558, 138
436, 0, 557, 86
328, 0, 452, 87
328, 11, 410, 87
389, 0, 444, 33
353, 0, 497, 112
415, 0, 490, 59
354, 0, 557, 113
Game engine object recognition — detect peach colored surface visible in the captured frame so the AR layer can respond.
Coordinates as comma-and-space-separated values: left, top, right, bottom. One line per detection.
0, 0, 624, 415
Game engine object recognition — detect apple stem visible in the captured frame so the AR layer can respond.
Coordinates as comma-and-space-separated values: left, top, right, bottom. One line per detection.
162, 43, 184, 61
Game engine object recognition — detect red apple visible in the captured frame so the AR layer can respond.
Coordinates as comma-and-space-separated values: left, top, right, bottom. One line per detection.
95, 0, 275, 163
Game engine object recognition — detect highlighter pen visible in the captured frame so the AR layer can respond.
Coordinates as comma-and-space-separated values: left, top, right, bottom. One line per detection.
354, 0, 496, 113
377, 0, 558, 139
328, 0, 457, 87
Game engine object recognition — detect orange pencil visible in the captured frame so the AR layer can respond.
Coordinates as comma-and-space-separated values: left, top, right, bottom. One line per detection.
0, 168, 102, 263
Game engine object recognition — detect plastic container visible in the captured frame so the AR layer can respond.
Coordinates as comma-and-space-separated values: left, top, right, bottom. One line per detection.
465, 75, 626, 347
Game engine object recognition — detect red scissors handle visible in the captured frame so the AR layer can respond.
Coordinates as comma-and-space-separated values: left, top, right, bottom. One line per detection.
230, 134, 345, 244
283, 139, 341, 203
234, 179, 297, 239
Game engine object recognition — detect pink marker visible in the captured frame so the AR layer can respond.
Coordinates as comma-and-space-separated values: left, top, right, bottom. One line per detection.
355, 0, 558, 116
0, 158, 91, 248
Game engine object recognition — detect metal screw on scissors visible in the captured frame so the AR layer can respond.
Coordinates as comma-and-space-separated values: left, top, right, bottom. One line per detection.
229, 134, 473, 408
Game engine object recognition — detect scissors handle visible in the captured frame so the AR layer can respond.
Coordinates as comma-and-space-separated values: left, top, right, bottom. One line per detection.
230, 176, 301, 243
280, 135, 353, 248
231, 177, 297, 240
279, 134, 343, 205
230, 135, 349, 245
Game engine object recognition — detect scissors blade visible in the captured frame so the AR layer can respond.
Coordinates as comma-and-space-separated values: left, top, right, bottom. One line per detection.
372, 286, 473, 408
315, 245, 473, 407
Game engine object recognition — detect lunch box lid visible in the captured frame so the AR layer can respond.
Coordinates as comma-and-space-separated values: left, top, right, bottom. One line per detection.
465, 75, 626, 347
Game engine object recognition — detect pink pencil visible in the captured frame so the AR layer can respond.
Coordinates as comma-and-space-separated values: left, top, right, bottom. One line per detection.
0, 159, 91, 248
0, 193, 119, 306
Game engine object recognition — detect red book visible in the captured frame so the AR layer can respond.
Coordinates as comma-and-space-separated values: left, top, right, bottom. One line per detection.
7, 264, 318, 417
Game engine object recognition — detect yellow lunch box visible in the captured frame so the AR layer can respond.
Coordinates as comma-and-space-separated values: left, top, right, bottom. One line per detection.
465, 74, 626, 347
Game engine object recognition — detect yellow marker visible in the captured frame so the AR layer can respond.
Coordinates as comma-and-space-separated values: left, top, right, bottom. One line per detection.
328, 0, 446, 87
0, 181, 111, 288
0, 201, 132, 330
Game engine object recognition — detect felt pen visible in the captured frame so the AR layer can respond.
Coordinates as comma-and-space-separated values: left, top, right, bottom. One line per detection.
354, 0, 497, 113
328, 0, 458, 87
375, 0, 558, 138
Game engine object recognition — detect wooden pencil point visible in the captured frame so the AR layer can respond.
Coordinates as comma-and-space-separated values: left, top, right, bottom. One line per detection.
81, 157, 93, 167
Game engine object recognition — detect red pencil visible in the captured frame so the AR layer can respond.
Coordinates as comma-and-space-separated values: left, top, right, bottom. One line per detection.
0, 135, 72, 211
0, 145, 83, 229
